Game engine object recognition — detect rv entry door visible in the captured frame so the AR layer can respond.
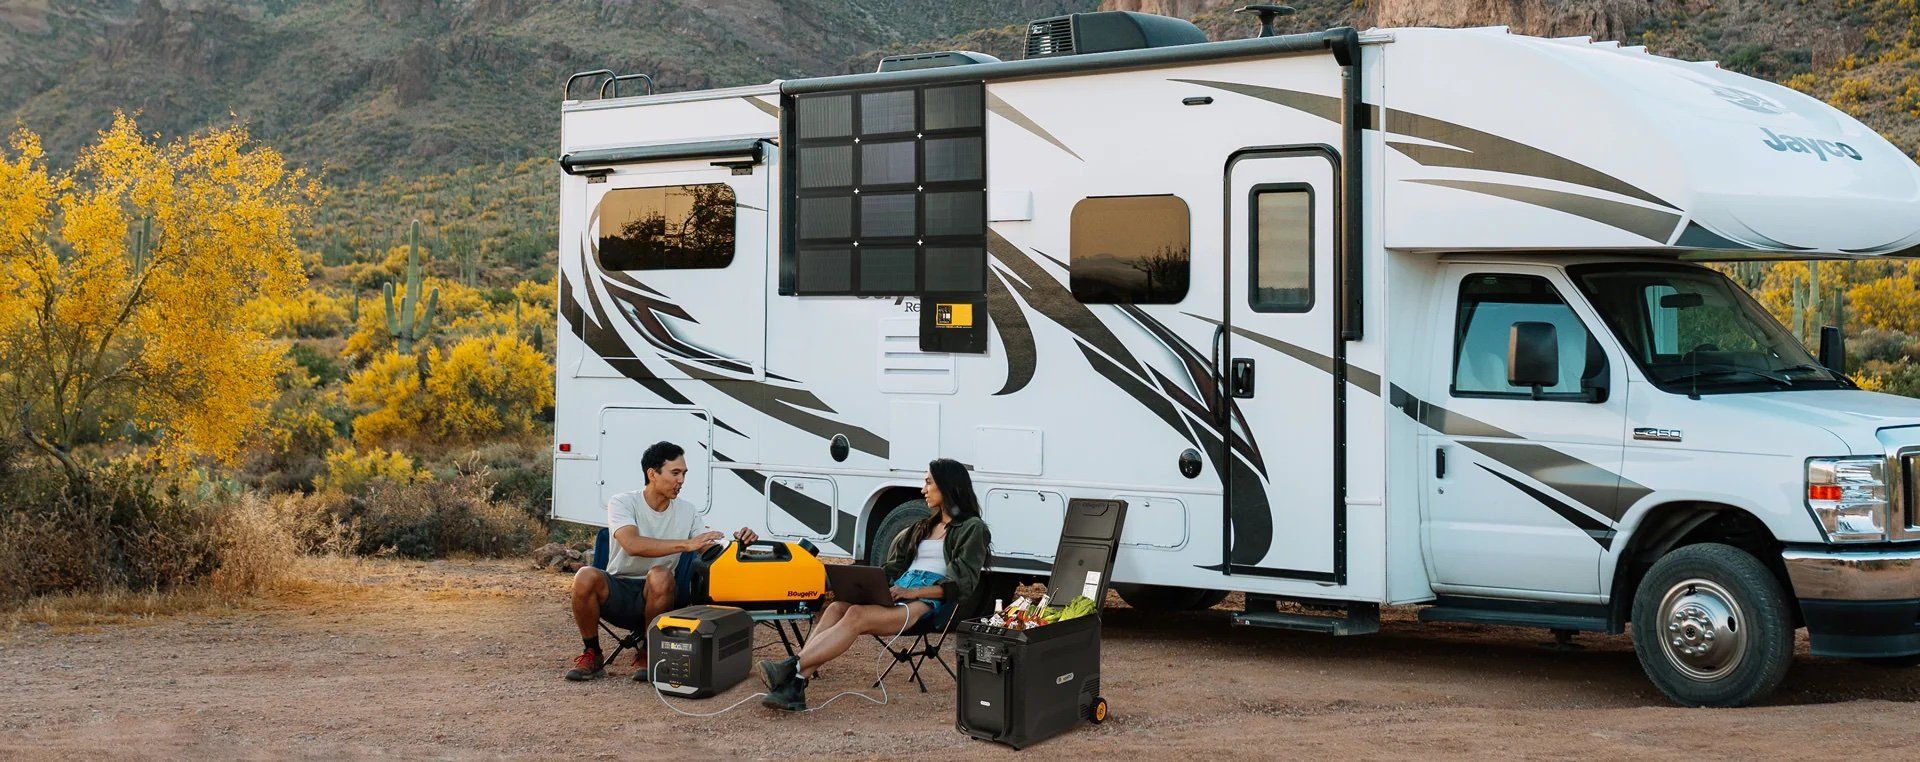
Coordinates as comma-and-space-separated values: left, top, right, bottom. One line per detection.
1221, 150, 1340, 581
579, 152, 771, 379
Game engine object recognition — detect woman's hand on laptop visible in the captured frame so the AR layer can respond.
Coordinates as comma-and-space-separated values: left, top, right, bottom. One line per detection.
890, 585, 933, 601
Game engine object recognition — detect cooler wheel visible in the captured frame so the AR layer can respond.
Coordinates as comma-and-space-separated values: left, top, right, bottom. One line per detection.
1091, 696, 1109, 724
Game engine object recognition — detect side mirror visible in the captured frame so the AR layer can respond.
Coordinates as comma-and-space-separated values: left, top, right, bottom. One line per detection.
1818, 325, 1845, 374
1508, 321, 1560, 398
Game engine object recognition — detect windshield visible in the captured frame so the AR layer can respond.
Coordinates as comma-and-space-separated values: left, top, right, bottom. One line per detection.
1570, 264, 1850, 395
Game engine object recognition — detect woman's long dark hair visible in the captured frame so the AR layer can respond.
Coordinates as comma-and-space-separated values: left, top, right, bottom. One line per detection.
919, 458, 980, 536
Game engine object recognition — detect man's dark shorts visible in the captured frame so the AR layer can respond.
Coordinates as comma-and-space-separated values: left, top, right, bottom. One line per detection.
600, 552, 697, 630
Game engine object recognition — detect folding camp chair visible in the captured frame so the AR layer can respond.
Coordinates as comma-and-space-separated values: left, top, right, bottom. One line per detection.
588, 528, 650, 675
870, 605, 962, 692
872, 579, 1005, 693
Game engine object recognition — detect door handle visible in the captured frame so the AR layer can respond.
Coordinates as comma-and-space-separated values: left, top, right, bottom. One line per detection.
1230, 358, 1256, 398
1435, 447, 1447, 479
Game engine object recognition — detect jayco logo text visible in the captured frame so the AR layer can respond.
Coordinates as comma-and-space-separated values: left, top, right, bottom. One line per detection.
1761, 127, 1862, 162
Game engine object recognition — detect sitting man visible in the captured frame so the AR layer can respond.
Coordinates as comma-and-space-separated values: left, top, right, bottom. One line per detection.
564, 441, 757, 681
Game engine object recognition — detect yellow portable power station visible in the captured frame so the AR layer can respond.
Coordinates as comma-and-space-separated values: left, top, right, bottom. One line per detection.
648, 605, 754, 697
692, 539, 827, 611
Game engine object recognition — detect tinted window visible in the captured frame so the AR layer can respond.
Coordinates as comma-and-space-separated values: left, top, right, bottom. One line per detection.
596, 184, 736, 271
1069, 195, 1191, 305
1250, 188, 1312, 312
1452, 274, 1601, 398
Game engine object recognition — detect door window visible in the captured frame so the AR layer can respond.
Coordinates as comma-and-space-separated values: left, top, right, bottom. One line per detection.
1451, 274, 1604, 399
1249, 186, 1313, 312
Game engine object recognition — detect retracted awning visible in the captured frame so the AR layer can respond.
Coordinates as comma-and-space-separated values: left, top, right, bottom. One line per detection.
559, 137, 768, 175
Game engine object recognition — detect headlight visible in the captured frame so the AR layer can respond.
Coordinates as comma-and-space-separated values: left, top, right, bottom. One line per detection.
1806, 456, 1889, 542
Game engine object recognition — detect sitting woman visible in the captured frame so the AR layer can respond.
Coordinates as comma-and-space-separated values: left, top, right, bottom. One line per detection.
759, 457, 990, 711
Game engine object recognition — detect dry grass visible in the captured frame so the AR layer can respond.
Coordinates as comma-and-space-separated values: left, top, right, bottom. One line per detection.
3, 587, 240, 634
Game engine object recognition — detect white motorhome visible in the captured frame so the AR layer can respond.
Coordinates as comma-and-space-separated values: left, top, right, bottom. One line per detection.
552, 11, 1920, 706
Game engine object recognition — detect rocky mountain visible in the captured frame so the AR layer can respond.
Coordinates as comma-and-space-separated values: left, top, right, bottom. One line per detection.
3, 0, 1913, 276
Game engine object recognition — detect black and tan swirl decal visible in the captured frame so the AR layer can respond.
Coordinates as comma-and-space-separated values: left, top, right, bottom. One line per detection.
1224, 322, 1649, 541
559, 269, 694, 407
986, 91, 1083, 161
1478, 465, 1617, 549
1175, 78, 1694, 244
986, 266, 1037, 396
713, 451, 857, 553
987, 231, 1277, 566
570, 231, 890, 460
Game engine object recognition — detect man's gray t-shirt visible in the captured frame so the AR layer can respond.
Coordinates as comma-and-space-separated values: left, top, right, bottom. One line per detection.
605, 490, 698, 578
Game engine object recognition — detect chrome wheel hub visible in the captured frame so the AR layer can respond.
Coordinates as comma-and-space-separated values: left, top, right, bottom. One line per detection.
1658, 578, 1747, 682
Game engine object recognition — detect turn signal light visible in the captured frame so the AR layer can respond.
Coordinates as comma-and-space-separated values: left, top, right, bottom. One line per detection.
1808, 484, 1843, 502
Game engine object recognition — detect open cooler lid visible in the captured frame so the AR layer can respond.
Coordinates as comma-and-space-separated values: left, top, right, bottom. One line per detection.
1044, 499, 1128, 608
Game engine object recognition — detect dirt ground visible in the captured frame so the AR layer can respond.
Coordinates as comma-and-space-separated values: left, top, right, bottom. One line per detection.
3, 558, 1918, 760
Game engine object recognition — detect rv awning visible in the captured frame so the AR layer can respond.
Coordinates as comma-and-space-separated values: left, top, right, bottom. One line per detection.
559, 137, 767, 175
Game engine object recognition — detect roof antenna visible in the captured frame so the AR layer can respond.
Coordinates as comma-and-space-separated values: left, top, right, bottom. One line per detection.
1235, 4, 1296, 38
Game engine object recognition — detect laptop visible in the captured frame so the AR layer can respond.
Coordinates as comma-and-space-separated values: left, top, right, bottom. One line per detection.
824, 565, 897, 606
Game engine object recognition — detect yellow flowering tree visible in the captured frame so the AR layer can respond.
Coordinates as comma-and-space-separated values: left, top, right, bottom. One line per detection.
0, 115, 320, 481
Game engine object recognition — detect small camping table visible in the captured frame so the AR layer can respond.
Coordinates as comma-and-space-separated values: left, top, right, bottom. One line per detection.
750, 609, 812, 659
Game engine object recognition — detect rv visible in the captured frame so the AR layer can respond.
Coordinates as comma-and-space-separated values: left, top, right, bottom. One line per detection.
552, 11, 1920, 707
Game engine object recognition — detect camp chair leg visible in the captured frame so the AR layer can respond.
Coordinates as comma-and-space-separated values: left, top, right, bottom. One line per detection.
598, 621, 644, 670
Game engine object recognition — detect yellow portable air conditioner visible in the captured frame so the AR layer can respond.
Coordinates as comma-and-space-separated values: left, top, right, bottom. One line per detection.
691, 539, 827, 611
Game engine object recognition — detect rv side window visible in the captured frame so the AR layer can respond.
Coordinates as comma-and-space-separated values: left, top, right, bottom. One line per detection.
595, 184, 736, 271
1451, 273, 1603, 399
1069, 195, 1191, 305
1249, 187, 1313, 312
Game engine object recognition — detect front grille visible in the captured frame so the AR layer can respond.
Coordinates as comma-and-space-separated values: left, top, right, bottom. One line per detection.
1025, 16, 1074, 59
1905, 453, 1920, 530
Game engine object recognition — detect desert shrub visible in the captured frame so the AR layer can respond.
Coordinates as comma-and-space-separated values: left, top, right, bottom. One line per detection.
430, 441, 552, 523
261, 489, 363, 557
318, 446, 425, 494
0, 456, 294, 608
428, 335, 552, 440
250, 288, 352, 339
279, 474, 538, 558
286, 342, 345, 387
347, 335, 552, 447
363, 476, 537, 558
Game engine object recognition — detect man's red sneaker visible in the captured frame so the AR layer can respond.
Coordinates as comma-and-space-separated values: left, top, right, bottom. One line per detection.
564, 649, 604, 681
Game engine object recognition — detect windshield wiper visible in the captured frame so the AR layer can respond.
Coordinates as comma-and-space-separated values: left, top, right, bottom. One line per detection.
1777, 363, 1856, 388
1664, 366, 1794, 391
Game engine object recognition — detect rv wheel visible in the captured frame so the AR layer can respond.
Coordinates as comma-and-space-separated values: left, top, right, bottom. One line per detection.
867, 501, 931, 564
1630, 543, 1793, 707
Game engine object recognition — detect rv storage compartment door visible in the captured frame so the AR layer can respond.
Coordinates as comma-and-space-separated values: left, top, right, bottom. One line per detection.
598, 407, 713, 516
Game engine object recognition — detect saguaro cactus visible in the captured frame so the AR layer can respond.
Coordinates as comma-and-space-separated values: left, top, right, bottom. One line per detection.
383, 220, 440, 354
128, 216, 153, 273
459, 245, 479, 288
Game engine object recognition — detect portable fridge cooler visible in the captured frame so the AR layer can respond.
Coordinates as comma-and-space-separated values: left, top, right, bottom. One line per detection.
955, 498, 1127, 749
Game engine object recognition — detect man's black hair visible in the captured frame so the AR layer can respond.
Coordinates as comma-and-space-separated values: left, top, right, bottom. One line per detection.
641, 441, 684, 484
